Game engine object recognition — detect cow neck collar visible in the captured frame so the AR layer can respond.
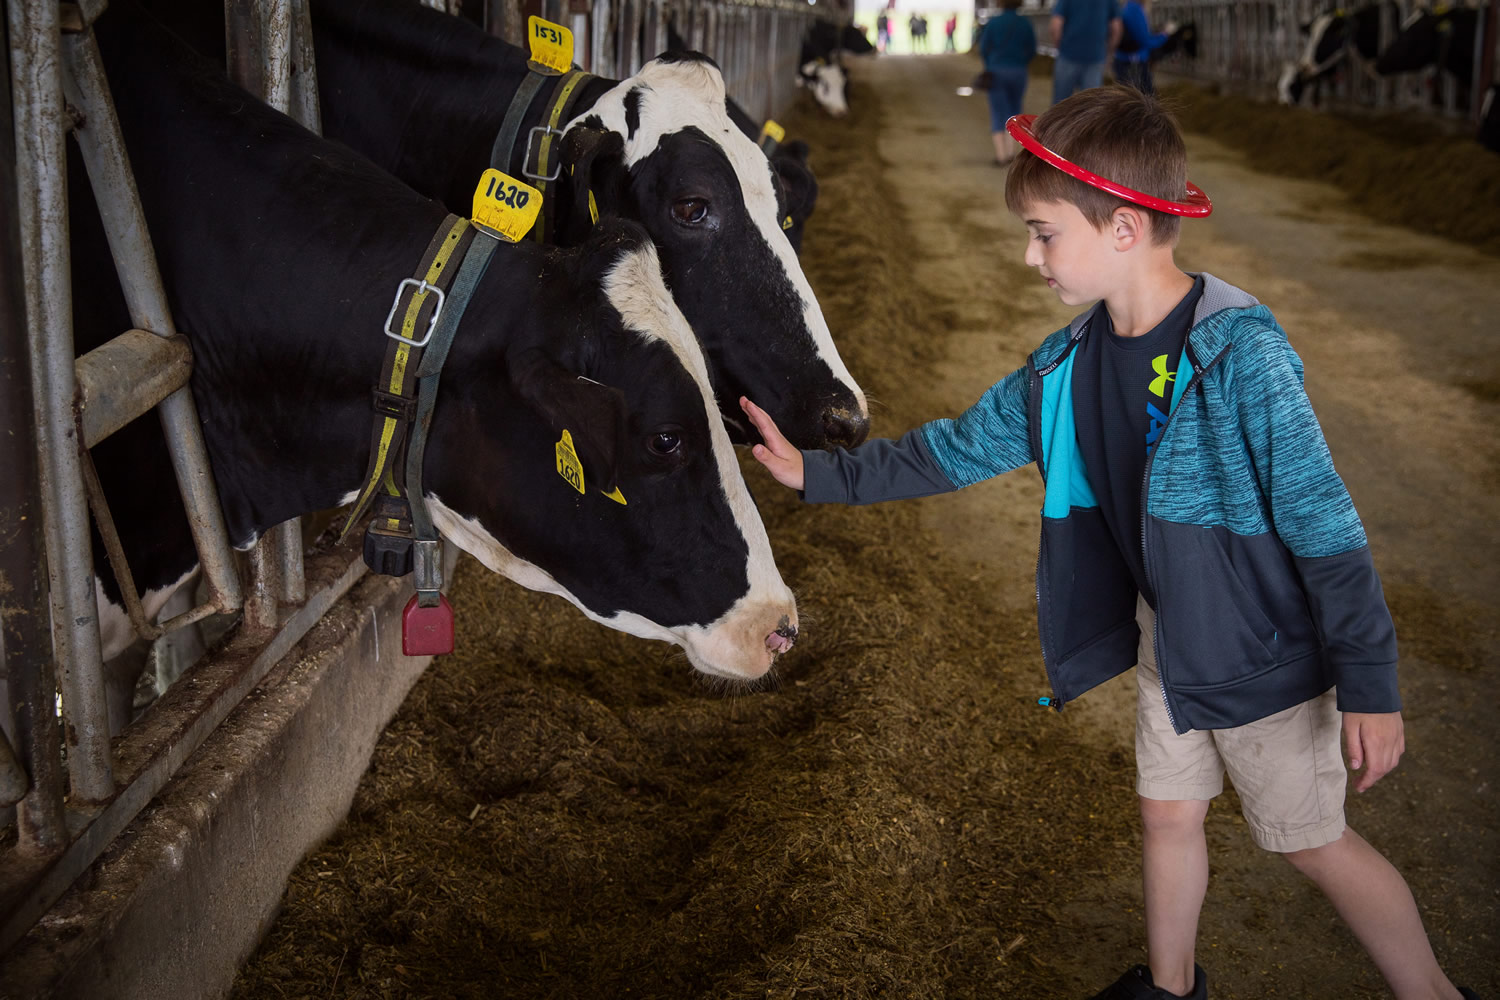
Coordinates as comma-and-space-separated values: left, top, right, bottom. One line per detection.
341, 213, 500, 604
491, 66, 595, 244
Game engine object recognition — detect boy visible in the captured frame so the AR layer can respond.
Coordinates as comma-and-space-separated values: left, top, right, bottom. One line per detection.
741, 87, 1477, 1000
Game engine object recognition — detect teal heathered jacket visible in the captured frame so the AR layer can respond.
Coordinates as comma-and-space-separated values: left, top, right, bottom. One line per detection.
802, 274, 1400, 733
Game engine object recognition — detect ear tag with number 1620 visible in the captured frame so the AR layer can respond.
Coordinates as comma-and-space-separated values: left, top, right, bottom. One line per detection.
472, 169, 542, 242
528, 16, 574, 75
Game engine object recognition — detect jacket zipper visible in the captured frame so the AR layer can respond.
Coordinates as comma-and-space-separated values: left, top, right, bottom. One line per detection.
1140, 339, 1232, 733
1032, 322, 1090, 713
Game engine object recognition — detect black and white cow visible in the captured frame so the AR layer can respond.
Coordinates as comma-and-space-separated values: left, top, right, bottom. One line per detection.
798, 21, 874, 118
79, 4, 799, 692
145, 0, 867, 452
1278, 2, 1397, 106
1375, 4, 1481, 102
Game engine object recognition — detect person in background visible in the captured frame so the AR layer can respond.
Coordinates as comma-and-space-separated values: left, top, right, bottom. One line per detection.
978, 0, 1035, 165
945, 12, 958, 52
1051, 0, 1121, 102
1114, 0, 1172, 94
876, 11, 890, 53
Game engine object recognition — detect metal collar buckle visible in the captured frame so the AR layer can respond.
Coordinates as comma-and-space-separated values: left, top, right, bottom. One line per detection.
523, 124, 566, 182
383, 277, 447, 348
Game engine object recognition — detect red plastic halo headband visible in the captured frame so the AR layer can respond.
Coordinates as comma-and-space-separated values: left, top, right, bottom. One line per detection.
1005, 114, 1213, 218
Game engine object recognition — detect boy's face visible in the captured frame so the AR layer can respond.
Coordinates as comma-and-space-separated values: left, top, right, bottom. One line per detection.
1020, 199, 1122, 307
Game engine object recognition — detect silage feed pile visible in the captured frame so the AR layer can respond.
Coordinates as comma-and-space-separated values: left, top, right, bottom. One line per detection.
232, 84, 1135, 999
1160, 82, 1500, 257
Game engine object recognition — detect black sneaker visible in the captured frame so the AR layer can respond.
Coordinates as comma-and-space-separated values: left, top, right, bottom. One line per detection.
1086, 964, 1207, 1000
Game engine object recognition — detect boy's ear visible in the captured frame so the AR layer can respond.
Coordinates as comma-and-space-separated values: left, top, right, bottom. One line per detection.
508, 346, 628, 494
1111, 205, 1148, 250
559, 125, 630, 238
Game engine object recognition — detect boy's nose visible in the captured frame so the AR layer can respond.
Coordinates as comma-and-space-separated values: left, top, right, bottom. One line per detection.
1024, 242, 1042, 267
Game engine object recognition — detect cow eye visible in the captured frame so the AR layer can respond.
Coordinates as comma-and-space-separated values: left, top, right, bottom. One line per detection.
671, 198, 710, 225
648, 428, 683, 456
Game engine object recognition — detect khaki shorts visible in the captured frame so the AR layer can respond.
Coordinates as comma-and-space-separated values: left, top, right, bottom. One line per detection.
1134, 595, 1347, 853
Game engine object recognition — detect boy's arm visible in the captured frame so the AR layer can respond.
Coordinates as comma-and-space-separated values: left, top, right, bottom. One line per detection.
743, 363, 1035, 504
1233, 324, 1400, 719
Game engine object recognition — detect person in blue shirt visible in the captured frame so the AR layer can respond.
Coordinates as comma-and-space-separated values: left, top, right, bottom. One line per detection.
1051, 0, 1121, 103
978, 0, 1036, 165
1114, 0, 1172, 94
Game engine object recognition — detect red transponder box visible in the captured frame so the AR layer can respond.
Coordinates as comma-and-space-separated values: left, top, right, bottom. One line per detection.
402, 592, 454, 656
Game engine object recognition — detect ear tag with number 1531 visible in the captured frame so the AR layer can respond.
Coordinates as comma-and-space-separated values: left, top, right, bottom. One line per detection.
472, 169, 542, 242
528, 16, 574, 75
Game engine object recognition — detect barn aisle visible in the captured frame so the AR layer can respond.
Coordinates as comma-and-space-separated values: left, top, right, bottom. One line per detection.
233, 54, 1498, 999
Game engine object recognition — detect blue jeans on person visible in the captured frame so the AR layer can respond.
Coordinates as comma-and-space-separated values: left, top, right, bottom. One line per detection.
1114, 56, 1155, 94
1052, 55, 1104, 103
986, 66, 1030, 133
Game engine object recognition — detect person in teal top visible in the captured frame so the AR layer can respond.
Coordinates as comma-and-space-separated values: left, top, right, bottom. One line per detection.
739, 86, 1480, 1000
978, 0, 1036, 165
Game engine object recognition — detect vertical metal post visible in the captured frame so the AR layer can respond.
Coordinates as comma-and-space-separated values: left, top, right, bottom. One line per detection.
236, 0, 313, 610
7, 0, 114, 803
0, 2, 68, 847
1473, 2, 1496, 126
60, 30, 245, 622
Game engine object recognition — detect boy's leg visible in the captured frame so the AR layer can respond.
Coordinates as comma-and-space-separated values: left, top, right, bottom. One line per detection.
1140, 796, 1211, 995
1283, 829, 1462, 1000
1134, 596, 1220, 997
1216, 695, 1462, 999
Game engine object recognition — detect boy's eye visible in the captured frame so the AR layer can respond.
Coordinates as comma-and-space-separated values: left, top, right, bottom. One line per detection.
1033, 233, 1052, 244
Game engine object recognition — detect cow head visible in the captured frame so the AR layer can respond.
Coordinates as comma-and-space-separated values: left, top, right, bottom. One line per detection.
560, 54, 868, 451
798, 58, 851, 118
1376, 5, 1476, 83
428, 221, 798, 681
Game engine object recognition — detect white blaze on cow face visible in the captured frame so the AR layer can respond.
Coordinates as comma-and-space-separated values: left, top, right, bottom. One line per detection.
431, 244, 797, 682
573, 57, 867, 424
799, 60, 850, 118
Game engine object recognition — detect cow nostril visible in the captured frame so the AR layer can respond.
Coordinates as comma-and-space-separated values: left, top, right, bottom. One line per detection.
767, 617, 798, 655
823, 408, 870, 449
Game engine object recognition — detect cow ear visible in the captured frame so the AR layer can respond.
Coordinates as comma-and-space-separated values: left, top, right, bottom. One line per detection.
559, 125, 629, 238
509, 347, 627, 494
773, 140, 817, 216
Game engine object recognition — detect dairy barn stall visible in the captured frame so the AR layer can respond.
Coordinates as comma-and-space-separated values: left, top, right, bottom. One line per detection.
1, 0, 1496, 997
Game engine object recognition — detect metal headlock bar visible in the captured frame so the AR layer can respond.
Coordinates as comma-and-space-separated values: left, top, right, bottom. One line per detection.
1, 0, 825, 964
0, 0, 330, 956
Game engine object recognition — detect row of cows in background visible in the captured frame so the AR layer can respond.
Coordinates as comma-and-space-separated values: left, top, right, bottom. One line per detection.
78, 0, 888, 731
1264, 1, 1500, 151
1279, 1, 1493, 115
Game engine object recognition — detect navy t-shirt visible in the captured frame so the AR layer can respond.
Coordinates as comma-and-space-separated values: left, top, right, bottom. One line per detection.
1071, 275, 1204, 605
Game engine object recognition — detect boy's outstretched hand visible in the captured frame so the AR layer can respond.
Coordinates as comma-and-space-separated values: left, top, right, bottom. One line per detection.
1344, 711, 1405, 793
740, 397, 805, 491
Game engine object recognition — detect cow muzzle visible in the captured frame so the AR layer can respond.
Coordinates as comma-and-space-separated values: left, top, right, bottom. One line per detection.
681, 591, 799, 681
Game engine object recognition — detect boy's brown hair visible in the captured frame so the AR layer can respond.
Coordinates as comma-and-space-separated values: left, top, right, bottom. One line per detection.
1004, 86, 1187, 246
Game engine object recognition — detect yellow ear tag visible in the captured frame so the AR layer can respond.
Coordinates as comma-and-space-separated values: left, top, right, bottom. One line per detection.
555, 429, 585, 494
588, 189, 599, 225
472, 169, 542, 242
601, 485, 627, 505
759, 119, 786, 146
781, 215, 793, 231
527, 16, 574, 76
